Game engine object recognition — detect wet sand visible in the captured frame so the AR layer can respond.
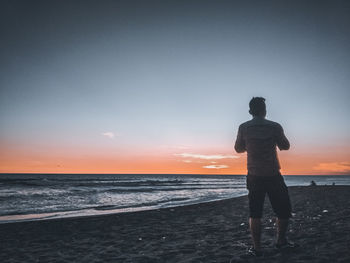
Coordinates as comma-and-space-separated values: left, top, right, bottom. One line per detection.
1, 186, 350, 262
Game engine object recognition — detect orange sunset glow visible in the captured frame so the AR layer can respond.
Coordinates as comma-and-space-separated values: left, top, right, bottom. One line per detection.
1, 140, 349, 175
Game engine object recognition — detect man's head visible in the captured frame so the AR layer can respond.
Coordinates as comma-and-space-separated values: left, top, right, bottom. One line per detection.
249, 97, 266, 117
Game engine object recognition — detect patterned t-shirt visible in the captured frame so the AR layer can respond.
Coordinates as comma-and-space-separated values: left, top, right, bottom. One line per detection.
234, 116, 290, 176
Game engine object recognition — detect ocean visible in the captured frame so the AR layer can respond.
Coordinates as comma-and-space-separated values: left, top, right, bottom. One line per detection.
1, 173, 349, 223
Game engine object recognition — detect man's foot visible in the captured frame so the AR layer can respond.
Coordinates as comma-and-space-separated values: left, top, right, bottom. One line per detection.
246, 247, 264, 257
275, 241, 299, 249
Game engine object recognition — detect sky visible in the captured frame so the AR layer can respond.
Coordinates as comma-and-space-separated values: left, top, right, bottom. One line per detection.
0, 0, 349, 175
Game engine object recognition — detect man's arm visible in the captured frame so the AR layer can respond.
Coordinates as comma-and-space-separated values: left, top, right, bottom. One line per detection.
234, 125, 246, 153
276, 124, 290, 150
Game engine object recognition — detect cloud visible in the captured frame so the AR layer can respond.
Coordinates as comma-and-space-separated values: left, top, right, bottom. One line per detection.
174, 153, 238, 160
203, 164, 229, 169
101, 132, 117, 139
183, 160, 192, 163
313, 162, 350, 172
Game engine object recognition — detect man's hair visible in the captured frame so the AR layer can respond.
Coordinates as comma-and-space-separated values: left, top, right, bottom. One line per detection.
249, 97, 266, 116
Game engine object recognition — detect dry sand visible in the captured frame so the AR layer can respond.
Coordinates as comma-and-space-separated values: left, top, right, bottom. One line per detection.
1, 186, 350, 262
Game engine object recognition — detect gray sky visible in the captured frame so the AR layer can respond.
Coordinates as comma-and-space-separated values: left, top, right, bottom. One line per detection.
1, 0, 349, 173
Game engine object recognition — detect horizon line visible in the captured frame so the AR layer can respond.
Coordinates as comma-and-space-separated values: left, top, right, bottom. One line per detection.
1, 172, 349, 176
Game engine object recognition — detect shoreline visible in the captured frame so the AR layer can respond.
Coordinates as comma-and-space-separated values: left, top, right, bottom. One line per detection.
1, 185, 350, 262
0, 195, 243, 225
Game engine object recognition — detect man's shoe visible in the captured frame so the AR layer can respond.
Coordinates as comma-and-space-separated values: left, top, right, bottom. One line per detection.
246, 247, 264, 257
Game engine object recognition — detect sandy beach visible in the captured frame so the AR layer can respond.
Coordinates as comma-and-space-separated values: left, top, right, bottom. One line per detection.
1, 185, 349, 262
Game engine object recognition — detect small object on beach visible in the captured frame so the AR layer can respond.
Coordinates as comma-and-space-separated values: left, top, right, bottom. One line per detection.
138, 237, 142, 241
240, 222, 245, 226
170, 209, 175, 212
310, 180, 317, 186
291, 213, 296, 217
322, 209, 328, 213
162, 236, 166, 240
269, 219, 272, 223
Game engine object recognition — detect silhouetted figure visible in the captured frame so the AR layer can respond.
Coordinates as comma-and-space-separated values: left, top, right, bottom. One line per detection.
310, 180, 317, 186
234, 97, 296, 257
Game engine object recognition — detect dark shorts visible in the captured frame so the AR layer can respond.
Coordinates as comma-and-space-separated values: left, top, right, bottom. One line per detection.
246, 173, 292, 219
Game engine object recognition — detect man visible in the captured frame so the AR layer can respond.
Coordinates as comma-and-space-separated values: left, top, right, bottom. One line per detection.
234, 97, 295, 257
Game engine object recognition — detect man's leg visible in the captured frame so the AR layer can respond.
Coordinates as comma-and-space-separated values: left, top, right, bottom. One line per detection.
249, 217, 262, 251
267, 174, 292, 245
276, 218, 289, 245
247, 175, 265, 252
